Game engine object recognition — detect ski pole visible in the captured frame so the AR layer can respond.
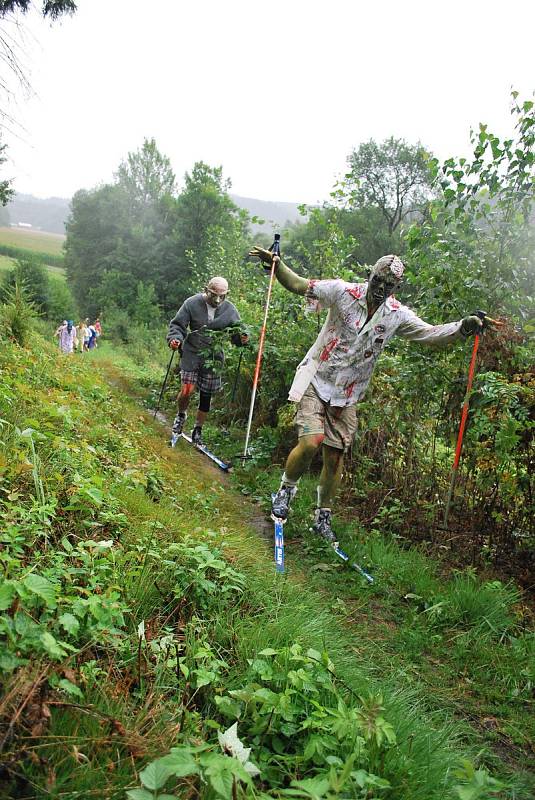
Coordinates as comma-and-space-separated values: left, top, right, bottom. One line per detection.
443, 311, 503, 527
230, 350, 244, 405
153, 349, 176, 420
242, 233, 281, 460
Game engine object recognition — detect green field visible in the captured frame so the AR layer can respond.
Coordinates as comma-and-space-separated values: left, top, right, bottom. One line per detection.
0, 225, 65, 256
0, 252, 66, 280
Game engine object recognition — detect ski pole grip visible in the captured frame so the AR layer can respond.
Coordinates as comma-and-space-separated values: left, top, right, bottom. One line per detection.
269, 233, 281, 257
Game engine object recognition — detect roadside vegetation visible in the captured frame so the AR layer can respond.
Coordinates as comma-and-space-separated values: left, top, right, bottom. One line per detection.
0, 331, 533, 799
0, 92, 533, 798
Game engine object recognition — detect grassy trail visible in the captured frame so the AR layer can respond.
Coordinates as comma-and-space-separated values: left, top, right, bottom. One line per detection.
1, 338, 532, 798
94, 348, 534, 795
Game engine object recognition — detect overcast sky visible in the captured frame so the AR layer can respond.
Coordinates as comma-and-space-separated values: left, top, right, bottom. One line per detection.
2, 0, 534, 204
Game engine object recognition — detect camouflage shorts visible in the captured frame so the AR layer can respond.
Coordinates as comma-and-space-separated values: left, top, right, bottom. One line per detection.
295, 384, 357, 451
180, 368, 222, 394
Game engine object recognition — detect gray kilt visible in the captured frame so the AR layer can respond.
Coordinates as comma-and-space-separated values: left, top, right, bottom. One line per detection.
180, 368, 222, 394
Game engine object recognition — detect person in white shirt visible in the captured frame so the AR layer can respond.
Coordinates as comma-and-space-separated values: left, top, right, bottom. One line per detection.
249, 246, 486, 542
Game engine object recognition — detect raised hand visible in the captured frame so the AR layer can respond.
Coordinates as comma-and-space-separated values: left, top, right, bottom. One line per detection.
249, 245, 274, 265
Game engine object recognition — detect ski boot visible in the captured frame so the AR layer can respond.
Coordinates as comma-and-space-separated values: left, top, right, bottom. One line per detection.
191, 425, 203, 446
170, 412, 186, 446
311, 508, 337, 544
172, 412, 186, 434
271, 484, 297, 522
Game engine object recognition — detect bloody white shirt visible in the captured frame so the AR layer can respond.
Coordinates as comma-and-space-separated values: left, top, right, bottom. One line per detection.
289, 280, 463, 407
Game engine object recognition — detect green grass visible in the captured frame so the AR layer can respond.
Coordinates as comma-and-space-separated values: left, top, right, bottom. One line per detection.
0, 331, 532, 799
0, 225, 65, 255
0, 252, 65, 281
0, 253, 14, 271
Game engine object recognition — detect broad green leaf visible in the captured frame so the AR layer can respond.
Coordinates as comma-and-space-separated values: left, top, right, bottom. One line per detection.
85, 487, 103, 505
0, 581, 16, 611
126, 790, 154, 800
283, 776, 331, 798
158, 748, 199, 778
40, 632, 68, 660
139, 759, 175, 791
57, 678, 83, 699
58, 613, 80, 635
456, 788, 478, 800
24, 574, 57, 609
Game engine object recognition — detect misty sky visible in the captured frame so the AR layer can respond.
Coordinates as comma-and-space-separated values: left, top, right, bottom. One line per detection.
2, 0, 534, 204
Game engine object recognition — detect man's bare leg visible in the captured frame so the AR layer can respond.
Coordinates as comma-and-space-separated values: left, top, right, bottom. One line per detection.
317, 444, 344, 508
173, 383, 195, 436
312, 444, 344, 542
272, 433, 324, 520
178, 383, 195, 414
284, 433, 325, 482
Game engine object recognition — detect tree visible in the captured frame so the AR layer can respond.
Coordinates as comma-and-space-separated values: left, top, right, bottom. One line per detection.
0, 135, 13, 207
64, 184, 132, 315
0, 1, 76, 18
406, 93, 535, 321
116, 137, 176, 209
2, 256, 49, 312
161, 162, 247, 309
344, 137, 433, 234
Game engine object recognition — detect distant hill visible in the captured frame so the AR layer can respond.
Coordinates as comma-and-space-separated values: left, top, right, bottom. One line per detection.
5, 193, 70, 235
230, 194, 305, 232
2, 192, 305, 236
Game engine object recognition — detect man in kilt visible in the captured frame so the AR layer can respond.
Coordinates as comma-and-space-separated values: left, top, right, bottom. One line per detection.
167, 277, 248, 445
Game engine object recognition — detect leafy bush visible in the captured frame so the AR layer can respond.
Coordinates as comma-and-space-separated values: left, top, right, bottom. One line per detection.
0, 279, 38, 345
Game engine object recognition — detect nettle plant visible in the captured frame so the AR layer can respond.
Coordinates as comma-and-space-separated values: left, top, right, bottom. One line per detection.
129, 644, 399, 799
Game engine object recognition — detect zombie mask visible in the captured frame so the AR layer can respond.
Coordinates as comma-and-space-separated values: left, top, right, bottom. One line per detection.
367, 255, 404, 306
205, 276, 229, 307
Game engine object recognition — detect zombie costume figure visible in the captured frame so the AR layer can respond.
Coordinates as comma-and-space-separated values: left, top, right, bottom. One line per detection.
55, 320, 77, 354
249, 247, 484, 543
167, 277, 249, 445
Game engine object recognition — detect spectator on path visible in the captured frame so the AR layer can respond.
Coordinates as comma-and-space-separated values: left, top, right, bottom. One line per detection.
55, 320, 77, 355
77, 321, 88, 352
166, 276, 249, 445
249, 246, 488, 543
94, 318, 102, 336
87, 323, 98, 350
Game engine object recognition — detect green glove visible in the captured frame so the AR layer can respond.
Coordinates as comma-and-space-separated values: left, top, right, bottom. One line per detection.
460, 315, 484, 336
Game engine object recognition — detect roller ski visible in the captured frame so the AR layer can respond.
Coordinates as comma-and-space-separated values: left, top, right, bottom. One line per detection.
182, 426, 231, 472
270, 484, 297, 574
311, 508, 374, 584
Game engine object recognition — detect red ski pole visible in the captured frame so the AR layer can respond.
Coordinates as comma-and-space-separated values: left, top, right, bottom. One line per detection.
443, 311, 503, 527
243, 234, 280, 460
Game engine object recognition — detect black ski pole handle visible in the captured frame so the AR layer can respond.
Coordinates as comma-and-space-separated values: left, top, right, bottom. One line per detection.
269, 233, 281, 257
263, 233, 281, 271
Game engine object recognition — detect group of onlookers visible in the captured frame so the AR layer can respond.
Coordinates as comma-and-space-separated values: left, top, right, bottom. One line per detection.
54, 318, 102, 354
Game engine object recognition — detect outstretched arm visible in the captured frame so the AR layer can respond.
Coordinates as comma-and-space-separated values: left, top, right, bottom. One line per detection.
249, 246, 308, 296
